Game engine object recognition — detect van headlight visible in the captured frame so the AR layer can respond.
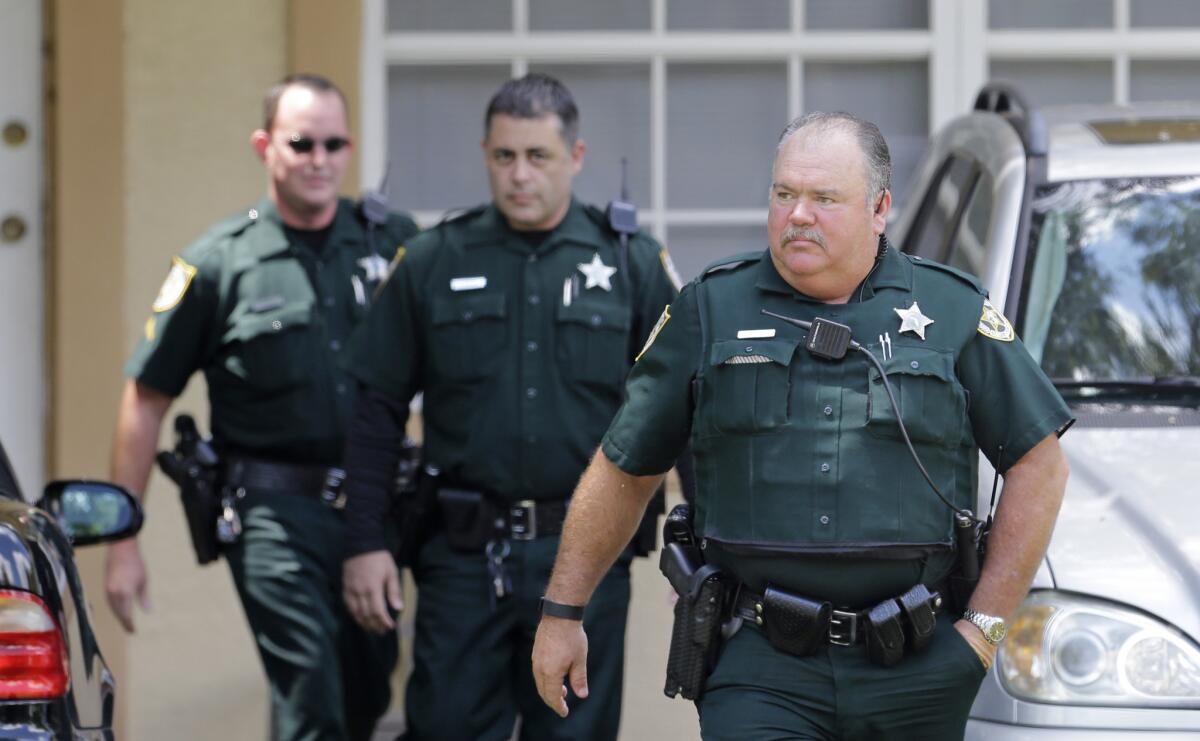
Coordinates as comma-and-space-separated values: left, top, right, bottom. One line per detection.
998, 591, 1200, 707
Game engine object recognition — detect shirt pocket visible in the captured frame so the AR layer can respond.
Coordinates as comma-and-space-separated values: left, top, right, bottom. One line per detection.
705, 338, 799, 434
430, 293, 508, 381
866, 346, 970, 447
555, 302, 632, 388
224, 301, 317, 393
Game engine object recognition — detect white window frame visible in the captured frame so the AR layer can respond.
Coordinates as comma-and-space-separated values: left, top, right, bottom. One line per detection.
361, 0, 1200, 236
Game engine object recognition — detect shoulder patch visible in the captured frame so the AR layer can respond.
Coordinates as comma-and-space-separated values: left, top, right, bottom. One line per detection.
635, 305, 671, 362
906, 254, 985, 294
152, 256, 197, 313
701, 251, 762, 280
977, 298, 1015, 342
659, 248, 683, 291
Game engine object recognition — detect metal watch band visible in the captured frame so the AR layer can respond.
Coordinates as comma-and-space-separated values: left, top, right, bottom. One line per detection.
540, 597, 586, 621
963, 608, 1006, 644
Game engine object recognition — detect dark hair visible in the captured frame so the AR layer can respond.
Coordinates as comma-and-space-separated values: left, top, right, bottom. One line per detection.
262, 73, 348, 131
777, 112, 892, 206
484, 73, 580, 145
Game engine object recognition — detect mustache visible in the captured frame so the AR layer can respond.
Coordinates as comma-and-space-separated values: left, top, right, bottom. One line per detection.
780, 226, 825, 248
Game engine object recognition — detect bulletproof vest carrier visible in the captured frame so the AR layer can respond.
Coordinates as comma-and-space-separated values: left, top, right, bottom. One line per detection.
689, 250, 986, 559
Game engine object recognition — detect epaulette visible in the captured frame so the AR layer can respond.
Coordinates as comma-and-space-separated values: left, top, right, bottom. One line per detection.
436, 204, 488, 228
904, 253, 986, 295
699, 251, 762, 280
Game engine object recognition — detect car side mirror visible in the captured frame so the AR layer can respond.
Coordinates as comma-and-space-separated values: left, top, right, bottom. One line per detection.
37, 480, 144, 547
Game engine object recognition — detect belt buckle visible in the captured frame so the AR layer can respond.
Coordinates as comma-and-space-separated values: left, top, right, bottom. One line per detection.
509, 500, 537, 541
828, 608, 858, 646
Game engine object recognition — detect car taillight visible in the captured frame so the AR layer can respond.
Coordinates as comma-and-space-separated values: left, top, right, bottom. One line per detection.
0, 590, 68, 699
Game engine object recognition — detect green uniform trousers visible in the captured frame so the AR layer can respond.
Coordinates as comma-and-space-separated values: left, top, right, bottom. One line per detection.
403, 533, 632, 741
226, 488, 399, 741
698, 613, 986, 741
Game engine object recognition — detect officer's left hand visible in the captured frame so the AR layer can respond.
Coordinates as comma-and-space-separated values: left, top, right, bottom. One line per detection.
343, 550, 403, 634
954, 619, 998, 671
532, 615, 589, 718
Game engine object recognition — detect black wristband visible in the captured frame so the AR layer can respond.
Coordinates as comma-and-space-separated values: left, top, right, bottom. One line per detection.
539, 597, 586, 621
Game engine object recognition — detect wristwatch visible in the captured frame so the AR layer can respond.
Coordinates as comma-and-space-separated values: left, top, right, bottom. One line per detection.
963, 608, 1008, 645
539, 597, 586, 621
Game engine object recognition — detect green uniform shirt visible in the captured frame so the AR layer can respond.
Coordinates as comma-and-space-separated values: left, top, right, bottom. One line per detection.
125, 196, 418, 465
344, 199, 680, 502
602, 245, 1072, 605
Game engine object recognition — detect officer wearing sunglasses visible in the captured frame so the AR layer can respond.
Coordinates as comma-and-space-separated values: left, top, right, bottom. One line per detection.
105, 73, 418, 741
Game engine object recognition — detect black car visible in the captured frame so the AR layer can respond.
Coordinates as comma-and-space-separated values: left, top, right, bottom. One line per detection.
0, 438, 142, 739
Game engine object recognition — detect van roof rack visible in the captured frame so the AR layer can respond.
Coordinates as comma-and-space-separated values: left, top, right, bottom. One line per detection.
974, 82, 1048, 157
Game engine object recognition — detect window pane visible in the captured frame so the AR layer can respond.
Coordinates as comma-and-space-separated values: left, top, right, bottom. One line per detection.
528, 64, 651, 208
989, 0, 1112, 29
387, 0, 511, 32
988, 60, 1113, 106
806, 0, 928, 30
1132, 0, 1200, 27
803, 62, 929, 209
667, 0, 789, 30
1131, 61, 1200, 101
387, 65, 512, 211
665, 225, 766, 283
666, 64, 788, 209
529, 0, 650, 31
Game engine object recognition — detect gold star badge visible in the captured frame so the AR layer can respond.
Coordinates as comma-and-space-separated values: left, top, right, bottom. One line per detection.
894, 302, 935, 340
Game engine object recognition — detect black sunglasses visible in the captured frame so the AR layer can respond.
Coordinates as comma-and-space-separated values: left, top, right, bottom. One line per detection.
287, 134, 351, 154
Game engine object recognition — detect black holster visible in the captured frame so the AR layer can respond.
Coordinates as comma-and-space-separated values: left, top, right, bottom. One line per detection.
948, 513, 989, 611
663, 563, 730, 701
660, 504, 731, 701
437, 488, 495, 551
392, 443, 436, 568
156, 415, 222, 565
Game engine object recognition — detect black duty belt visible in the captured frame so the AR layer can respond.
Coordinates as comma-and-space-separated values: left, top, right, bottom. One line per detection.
731, 581, 944, 664
225, 456, 342, 501
502, 498, 568, 541
734, 586, 869, 646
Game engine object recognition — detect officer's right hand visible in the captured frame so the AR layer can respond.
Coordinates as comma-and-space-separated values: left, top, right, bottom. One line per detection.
343, 550, 403, 634
105, 538, 150, 633
532, 615, 589, 718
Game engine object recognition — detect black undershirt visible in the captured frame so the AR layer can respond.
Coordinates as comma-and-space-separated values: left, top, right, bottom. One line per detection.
284, 222, 334, 255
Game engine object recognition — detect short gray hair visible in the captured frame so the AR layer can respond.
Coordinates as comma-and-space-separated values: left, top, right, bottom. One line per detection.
777, 112, 891, 207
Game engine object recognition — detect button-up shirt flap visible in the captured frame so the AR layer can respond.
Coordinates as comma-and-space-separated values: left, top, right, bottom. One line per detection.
710, 338, 799, 366
431, 293, 507, 326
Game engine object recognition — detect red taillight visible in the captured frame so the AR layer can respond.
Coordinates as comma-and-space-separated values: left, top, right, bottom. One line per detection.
0, 590, 68, 699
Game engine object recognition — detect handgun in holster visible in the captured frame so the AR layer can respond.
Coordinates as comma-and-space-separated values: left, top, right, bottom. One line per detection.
947, 511, 988, 611
391, 438, 437, 568
660, 504, 731, 702
156, 414, 223, 565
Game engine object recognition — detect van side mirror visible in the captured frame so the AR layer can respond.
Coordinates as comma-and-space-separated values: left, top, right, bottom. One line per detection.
37, 481, 144, 546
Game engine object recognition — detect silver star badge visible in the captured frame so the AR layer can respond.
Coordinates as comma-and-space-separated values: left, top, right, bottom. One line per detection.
357, 254, 391, 283
577, 253, 617, 291
894, 302, 935, 340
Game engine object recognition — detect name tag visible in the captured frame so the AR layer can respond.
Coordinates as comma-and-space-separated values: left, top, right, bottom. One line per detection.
736, 328, 776, 339
450, 276, 487, 292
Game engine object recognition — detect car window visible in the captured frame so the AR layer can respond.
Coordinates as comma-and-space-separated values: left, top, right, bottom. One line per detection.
0, 440, 21, 500
1020, 176, 1200, 385
901, 155, 983, 263
946, 169, 993, 277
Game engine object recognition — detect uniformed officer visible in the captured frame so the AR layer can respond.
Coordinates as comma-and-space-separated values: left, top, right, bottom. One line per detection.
339, 73, 681, 740
104, 74, 418, 741
533, 112, 1073, 740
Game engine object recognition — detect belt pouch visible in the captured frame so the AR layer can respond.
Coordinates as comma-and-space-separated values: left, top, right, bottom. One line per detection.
437, 488, 494, 551
761, 586, 831, 657
663, 564, 728, 701
865, 598, 906, 667
897, 584, 939, 653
